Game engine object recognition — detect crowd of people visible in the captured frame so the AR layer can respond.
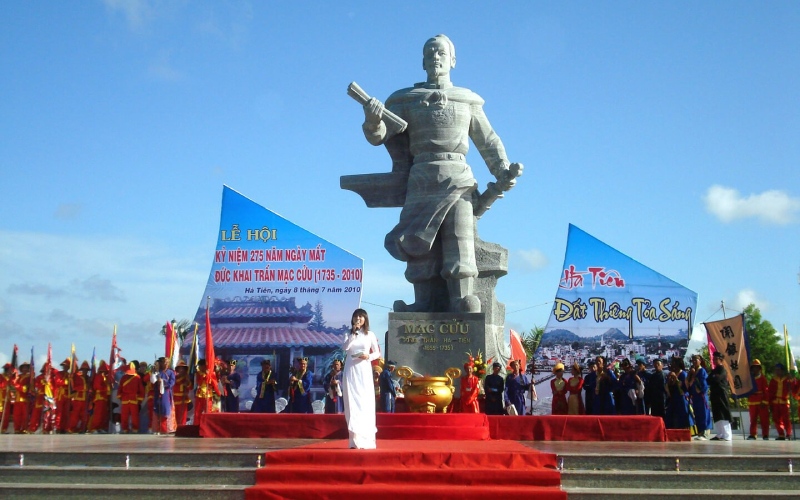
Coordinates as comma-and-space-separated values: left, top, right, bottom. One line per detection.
539, 353, 799, 441
0, 354, 248, 435
5, 333, 797, 444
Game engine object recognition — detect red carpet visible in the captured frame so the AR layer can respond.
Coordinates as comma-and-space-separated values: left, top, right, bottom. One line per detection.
199, 412, 668, 441
666, 428, 692, 442
377, 413, 489, 440
488, 415, 668, 441
245, 440, 565, 500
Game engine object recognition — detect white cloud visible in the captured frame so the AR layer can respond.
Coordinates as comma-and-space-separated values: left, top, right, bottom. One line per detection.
0, 230, 207, 362
732, 288, 768, 312
7, 283, 67, 299
102, 0, 153, 30
74, 275, 126, 302
516, 248, 549, 271
704, 185, 800, 225
148, 50, 184, 82
54, 203, 83, 221
8, 276, 125, 302
194, 3, 253, 49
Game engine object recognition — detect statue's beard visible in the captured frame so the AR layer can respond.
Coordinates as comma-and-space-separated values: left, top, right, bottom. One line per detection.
428, 65, 447, 78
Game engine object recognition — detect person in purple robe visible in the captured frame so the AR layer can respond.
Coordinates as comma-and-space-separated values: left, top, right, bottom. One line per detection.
222, 359, 241, 413
323, 359, 345, 414
504, 360, 530, 415
289, 357, 313, 414
152, 357, 175, 434
251, 359, 276, 413
593, 356, 618, 415
688, 354, 712, 440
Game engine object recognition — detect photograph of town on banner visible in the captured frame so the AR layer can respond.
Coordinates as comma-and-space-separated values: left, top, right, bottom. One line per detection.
539, 224, 697, 371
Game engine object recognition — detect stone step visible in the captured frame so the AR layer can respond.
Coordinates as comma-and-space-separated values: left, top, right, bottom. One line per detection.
558, 454, 797, 472
561, 470, 800, 491
0, 452, 262, 468
566, 488, 800, 499
0, 466, 255, 485
0, 483, 246, 500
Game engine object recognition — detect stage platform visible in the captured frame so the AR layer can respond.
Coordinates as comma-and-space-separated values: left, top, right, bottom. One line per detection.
1, 434, 799, 499
196, 412, 672, 442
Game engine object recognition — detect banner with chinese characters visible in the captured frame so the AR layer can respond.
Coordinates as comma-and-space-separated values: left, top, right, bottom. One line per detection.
544, 224, 697, 341
705, 315, 755, 397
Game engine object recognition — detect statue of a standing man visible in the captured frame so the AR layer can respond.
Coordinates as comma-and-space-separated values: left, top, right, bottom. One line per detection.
359, 34, 522, 314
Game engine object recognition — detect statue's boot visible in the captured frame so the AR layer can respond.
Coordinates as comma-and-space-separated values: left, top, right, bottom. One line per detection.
393, 282, 434, 312
448, 277, 481, 313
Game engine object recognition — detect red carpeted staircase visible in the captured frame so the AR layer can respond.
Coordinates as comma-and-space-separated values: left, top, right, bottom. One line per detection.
245, 439, 565, 499
377, 413, 490, 440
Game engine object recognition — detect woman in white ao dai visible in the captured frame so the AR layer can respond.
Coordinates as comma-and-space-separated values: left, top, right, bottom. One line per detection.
342, 308, 381, 449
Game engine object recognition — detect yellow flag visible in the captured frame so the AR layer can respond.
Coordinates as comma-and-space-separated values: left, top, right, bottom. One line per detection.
785, 325, 796, 372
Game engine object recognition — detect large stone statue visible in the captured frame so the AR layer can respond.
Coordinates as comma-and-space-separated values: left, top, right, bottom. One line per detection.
342, 34, 522, 316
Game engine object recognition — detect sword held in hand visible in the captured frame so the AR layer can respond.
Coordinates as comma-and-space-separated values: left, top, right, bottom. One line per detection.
474, 162, 523, 218
347, 82, 408, 134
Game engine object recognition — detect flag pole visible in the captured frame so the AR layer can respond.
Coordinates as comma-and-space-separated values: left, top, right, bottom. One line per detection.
107, 325, 119, 434
28, 346, 35, 433
719, 306, 746, 439
785, 325, 796, 441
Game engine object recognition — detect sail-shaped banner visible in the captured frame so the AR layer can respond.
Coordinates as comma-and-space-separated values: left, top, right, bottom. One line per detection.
182, 186, 363, 411
544, 224, 697, 340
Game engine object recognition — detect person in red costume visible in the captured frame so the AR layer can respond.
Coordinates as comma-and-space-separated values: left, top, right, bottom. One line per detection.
173, 360, 193, 426
567, 362, 585, 415
87, 361, 112, 433
28, 364, 55, 434
118, 363, 144, 433
747, 359, 770, 440
12, 362, 32, 433
769, 363, 793, 440
137, 362, 155, 433
460, 361, 480, 413
68, 361, 90, 433
193, 359, 220, 427
53, 359, 71, 433
0, 363, 14, 433
550, 363, 568, 415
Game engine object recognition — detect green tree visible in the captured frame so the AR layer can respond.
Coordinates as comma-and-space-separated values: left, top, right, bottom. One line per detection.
311, 300, 326, 330
159, 318, 193, 344
743, 304, 783, 373
522, 326, 544, 360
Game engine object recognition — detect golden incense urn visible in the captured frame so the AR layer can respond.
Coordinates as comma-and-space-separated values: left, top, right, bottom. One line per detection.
396, 366, 461, 413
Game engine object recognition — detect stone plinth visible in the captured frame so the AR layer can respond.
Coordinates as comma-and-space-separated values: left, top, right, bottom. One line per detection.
386, 312, 486, 394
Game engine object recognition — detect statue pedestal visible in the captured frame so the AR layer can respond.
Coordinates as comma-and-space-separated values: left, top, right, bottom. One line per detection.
386, 312, 487, 394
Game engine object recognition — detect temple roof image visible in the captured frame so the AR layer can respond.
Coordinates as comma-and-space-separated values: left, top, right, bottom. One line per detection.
191, 325, 341, 350
181, 296, 343, 353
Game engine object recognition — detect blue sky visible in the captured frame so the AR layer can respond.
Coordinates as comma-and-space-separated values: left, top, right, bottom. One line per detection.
1, 2, 799, 366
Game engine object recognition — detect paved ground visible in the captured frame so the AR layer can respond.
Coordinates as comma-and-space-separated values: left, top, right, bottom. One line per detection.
1, 433, 798, 457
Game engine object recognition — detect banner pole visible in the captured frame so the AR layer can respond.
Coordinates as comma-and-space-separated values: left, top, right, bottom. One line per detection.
735, 396, 746, 439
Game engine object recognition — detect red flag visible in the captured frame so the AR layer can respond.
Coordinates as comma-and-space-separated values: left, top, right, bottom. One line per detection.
205, 307, 216, 379
509, 329, 527, 372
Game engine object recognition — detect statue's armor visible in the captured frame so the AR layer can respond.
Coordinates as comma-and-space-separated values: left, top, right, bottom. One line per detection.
367, 84, 509, 287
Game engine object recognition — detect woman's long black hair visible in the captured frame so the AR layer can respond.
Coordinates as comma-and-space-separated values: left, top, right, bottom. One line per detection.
350, 308, 370, 335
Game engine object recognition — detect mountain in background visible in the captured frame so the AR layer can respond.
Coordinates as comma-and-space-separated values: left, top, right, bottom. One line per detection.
540, 327, 685, 345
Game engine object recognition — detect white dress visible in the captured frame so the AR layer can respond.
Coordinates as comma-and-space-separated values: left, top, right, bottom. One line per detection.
342, 329, 381, 449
